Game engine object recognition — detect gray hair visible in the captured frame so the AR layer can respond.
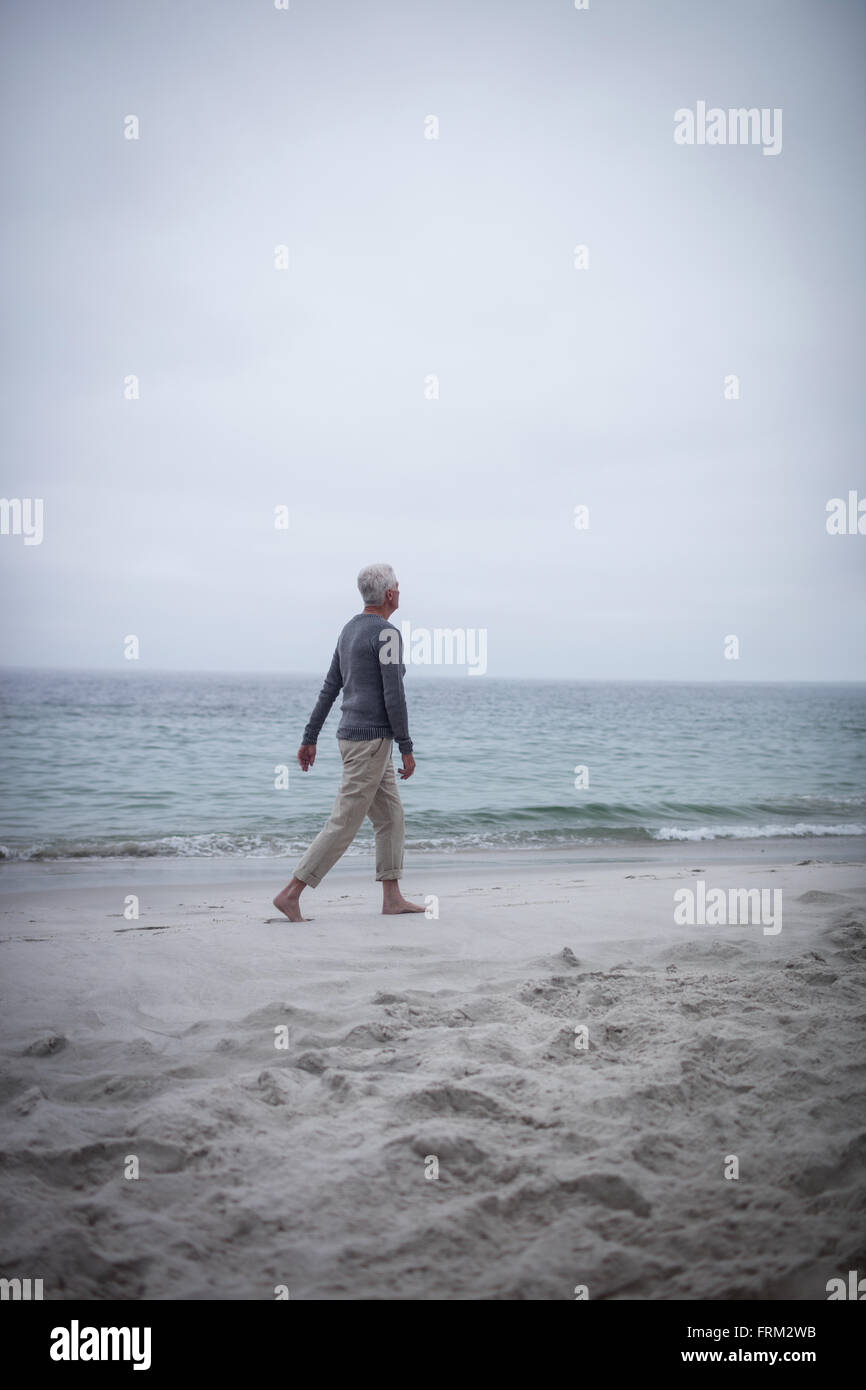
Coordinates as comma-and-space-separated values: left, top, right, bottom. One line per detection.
357, 563, 397, 605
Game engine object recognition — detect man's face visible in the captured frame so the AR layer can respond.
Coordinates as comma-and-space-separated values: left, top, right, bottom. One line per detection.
388, 580, 400, 611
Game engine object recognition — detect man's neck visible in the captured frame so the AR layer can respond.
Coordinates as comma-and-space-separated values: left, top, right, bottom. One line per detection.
363, 605, 394, 620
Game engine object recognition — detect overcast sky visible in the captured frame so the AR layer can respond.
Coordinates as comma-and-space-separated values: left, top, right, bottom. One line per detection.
1, 0, 864, 680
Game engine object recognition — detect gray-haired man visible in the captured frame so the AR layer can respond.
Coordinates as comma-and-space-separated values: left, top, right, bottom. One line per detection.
274, 564, 425, 921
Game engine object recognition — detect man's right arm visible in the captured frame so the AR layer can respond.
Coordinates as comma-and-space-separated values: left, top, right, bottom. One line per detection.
378, 629, 413, 755
301, 647, 342, 747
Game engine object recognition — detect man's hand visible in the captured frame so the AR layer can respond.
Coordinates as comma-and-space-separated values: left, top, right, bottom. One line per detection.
398, 752, 415, 780
297, 744, 317, 772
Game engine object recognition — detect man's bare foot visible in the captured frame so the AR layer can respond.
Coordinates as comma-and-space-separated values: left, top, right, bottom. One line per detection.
273, 881, 309, 922
382, 895, 427, 915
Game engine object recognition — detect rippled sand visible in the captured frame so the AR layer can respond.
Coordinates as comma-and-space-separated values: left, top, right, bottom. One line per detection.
1, 850, 864, 1300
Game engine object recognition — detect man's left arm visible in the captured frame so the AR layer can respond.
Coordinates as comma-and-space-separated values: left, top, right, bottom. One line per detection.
298, 647, 342, 769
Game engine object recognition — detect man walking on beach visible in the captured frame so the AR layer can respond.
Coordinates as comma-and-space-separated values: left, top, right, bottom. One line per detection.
273, 564, 425, 921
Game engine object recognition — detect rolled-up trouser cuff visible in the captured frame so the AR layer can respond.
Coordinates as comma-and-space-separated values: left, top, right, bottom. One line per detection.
294, 870, 320, 888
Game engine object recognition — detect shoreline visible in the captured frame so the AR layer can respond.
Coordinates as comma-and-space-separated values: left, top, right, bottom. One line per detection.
0, 834, 863, 898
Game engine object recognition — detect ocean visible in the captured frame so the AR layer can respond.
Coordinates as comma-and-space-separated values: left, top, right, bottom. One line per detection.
1, 669, 864, 865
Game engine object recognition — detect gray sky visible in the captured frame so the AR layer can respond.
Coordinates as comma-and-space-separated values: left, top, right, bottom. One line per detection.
1, 0, 864, 679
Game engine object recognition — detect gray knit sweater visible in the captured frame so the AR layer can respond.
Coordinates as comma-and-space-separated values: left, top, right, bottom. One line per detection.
301, 613, 413, 754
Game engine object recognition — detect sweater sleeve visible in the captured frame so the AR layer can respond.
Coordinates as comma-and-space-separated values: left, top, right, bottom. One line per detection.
379, 627, 413, 755
301, 647, 343, 744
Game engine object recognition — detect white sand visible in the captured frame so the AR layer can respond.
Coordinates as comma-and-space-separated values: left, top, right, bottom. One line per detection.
1, 845, 865, 1300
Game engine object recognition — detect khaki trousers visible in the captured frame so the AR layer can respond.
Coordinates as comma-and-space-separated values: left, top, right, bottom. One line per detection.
293, 737, 404, 888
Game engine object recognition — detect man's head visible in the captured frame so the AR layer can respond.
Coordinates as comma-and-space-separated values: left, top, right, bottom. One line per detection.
358, 563, 399, 616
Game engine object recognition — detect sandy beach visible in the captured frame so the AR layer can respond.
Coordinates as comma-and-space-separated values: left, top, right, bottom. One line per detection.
1, 839, 864, 1301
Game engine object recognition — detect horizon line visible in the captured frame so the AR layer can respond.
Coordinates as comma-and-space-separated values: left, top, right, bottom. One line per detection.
1, 665, 865, 686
